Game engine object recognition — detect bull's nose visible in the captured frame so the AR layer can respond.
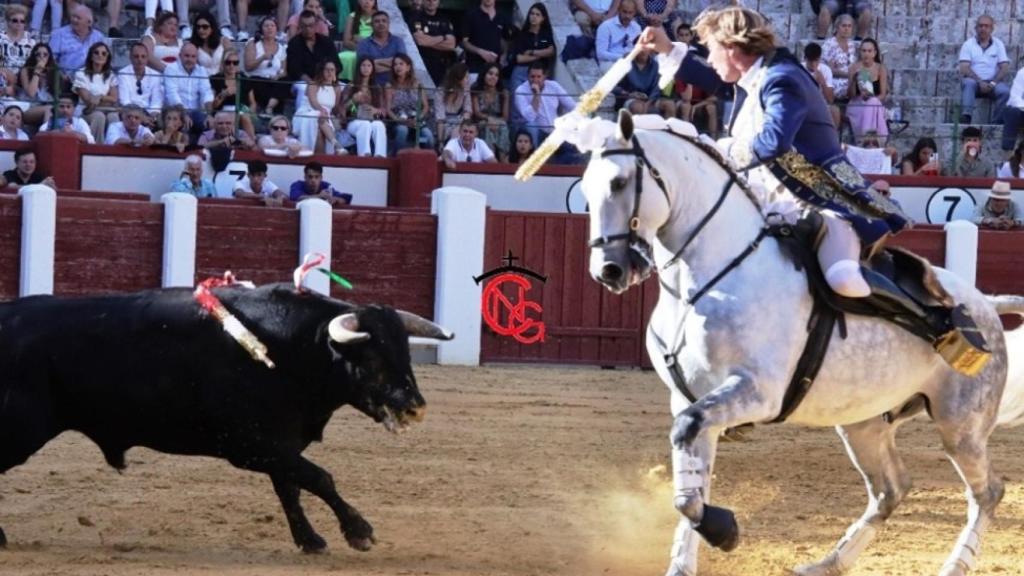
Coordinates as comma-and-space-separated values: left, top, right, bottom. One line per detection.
600, 262, 625, 284
405, 405, 426, 423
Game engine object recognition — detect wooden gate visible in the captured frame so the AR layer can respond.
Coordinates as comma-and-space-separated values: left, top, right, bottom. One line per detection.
480, 210, 655, 366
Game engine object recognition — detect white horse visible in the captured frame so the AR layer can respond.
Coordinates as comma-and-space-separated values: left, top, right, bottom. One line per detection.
579, 111, 1024, 576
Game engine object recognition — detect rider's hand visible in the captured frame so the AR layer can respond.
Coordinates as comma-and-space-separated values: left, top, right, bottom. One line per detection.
638, 25, 673, 56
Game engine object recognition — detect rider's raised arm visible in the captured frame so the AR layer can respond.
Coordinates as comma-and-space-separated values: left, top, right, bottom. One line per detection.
655, 43, 725, 96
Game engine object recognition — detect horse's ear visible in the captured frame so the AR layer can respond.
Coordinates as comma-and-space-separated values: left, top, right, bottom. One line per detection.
617, 108, 634, 142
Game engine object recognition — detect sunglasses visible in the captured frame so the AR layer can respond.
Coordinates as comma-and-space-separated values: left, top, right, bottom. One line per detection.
271, 125, 288, 131
196, 23, 212, 29
8, 18, 24, 24
136, 78, 143, 95
224, 60, 239, 65
94, 50, 110, 56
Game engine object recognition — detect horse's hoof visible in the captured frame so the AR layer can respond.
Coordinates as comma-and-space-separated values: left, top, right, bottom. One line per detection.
299, 532, 327, 554
345, 535, 375, 552
694, 505, 740, 552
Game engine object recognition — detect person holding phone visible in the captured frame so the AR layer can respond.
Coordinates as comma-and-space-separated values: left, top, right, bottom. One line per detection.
955, 125, 993, 177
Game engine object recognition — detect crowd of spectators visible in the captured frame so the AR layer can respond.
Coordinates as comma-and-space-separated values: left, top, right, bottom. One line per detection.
2, 0, 1024, 206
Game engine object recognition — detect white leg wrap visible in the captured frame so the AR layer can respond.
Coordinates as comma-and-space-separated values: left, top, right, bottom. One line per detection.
832, 520, 878, 572
825, 260, 871, 298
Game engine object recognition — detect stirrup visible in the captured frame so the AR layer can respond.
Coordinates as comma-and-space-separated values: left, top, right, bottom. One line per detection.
934, 304, 991, 377
860, 270, 990, 376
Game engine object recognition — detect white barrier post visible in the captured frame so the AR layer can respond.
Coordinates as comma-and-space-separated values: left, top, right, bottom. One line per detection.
432, 186, 487, 365
18, 185, 56, 296
161, 192, 198, 287
944, 220, 978, 287
298, 198, 333, 295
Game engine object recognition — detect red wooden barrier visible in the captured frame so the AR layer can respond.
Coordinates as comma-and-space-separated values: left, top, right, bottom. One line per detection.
195, 203, 301, 286
330, 209, 437, 318
0, 195, 20, 299
53, 197, 163, 296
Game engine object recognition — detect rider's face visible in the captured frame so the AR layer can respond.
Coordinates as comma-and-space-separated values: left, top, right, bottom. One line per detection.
706, 37, 743, 83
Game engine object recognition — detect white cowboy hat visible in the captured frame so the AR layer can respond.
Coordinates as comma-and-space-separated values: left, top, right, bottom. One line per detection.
990, 180, 1012, 199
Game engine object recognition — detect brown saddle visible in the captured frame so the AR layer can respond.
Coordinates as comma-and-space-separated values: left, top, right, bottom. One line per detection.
766, 212, 991, 423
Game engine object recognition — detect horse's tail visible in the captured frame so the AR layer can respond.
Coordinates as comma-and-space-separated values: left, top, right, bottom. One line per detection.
991, 295, 1024, 427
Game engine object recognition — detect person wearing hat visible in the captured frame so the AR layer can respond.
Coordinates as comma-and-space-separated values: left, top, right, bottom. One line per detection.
973, 180, 1022, 229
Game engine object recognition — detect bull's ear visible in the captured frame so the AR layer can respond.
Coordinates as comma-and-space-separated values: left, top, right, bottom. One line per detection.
616, 108, 634, 142
397, 310, 455, 341
328, 313, 371, 344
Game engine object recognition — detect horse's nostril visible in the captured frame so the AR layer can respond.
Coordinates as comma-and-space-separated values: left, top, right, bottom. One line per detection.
601, 263, 624, 283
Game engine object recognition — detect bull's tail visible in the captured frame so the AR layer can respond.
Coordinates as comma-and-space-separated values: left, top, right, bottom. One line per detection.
991, 295, 1024, 427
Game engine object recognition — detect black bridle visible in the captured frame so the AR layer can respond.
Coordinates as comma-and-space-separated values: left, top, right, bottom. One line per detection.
590, 128, 767, 307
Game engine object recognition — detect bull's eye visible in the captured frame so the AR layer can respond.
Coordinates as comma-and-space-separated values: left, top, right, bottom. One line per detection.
610, 176, 627, 192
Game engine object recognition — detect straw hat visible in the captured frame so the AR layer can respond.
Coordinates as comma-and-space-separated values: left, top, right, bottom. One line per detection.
990, 180, 1012, 200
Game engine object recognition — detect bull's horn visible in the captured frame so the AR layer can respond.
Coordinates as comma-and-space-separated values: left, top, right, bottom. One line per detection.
328, 313, 371, 344
397, 310, 455, 340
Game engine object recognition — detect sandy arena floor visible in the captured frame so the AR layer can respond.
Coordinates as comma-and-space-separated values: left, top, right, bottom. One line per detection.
2, 365, 1022, 576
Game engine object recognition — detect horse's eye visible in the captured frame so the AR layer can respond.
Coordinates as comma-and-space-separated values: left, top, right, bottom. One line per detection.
610, 177, 627, 192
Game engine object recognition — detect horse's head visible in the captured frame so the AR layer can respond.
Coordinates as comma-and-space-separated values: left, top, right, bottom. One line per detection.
582, 110, 672, 294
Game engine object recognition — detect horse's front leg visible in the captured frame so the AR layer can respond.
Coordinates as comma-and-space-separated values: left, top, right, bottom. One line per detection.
665, 434, 719, 576
670, 372, 781, 553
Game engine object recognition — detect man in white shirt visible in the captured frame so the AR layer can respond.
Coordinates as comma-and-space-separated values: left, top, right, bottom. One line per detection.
105, 105, 156, 146
958, 14, 1010, 124
163, 42, 214, 144
39, 94, 95, 144
118, 42, 164, 127
595, 0, 640, 71
442, 120, 497, 168
514, 62, 577, 149
571, 0, 620, 37
233, 159, 285, 206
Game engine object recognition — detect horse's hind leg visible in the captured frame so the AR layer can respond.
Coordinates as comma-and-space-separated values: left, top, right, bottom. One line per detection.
793, 416, 912, 576
933, 416, 1003, 576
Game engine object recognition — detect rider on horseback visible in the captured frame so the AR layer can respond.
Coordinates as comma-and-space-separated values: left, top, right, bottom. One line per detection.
639, 6, 989, 374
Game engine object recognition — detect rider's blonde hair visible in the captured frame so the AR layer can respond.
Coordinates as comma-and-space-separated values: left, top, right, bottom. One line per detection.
694, 6, 777, 56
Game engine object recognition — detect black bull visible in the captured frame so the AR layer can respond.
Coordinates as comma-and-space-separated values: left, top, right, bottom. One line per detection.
0, 283, 453, 552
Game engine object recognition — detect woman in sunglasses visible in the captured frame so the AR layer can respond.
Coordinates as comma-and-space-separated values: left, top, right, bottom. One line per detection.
209, 48, 257, 140
243, 16, 289, 116
189, 11, 232, 76
72, 41, 120, 143
257, 115, 312, 158
2, 6, 37, 86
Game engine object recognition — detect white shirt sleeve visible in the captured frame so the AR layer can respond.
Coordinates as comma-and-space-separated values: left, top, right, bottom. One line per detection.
958, 40, 972, 63
656, 42, 690, 90
478, 139, 495, 161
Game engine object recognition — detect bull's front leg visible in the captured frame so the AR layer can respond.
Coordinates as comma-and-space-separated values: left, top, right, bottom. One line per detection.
282, 455, 376, 551
670, 372, 780, 554
270, 476, 328, 553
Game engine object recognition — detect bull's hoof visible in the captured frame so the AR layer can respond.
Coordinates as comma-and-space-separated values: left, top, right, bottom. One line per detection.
694, 505, 740, 552
298, 532, 327, 554
0, 526, 6, 548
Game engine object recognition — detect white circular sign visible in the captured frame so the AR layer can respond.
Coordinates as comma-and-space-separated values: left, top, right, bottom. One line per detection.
925, 187, 977, 224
